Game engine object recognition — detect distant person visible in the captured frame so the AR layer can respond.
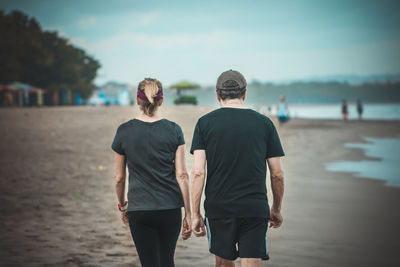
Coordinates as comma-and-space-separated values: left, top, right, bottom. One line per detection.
357, 99, 363, 120
342, 99, 348, 121
277, 95, 290, 125
190, 70, 285, 267
111, 78, 191, 267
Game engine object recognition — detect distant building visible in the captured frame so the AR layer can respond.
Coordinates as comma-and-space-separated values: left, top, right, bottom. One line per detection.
5, 82, 46, 107
88, 81, 134, 106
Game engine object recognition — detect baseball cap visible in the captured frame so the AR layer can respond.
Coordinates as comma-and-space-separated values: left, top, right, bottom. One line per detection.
216, 70, 247, 90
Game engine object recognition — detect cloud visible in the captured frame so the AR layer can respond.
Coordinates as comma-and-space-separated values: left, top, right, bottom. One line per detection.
75, 10, 160, 31
72, 29, 235, 53
135, 10, 160, 25
77, 16, 98, 28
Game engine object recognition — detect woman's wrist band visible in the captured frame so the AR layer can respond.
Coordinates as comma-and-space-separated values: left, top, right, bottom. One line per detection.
118, 201, 128, 212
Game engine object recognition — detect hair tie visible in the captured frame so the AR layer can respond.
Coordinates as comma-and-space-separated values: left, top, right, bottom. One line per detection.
137, 89, 163, 101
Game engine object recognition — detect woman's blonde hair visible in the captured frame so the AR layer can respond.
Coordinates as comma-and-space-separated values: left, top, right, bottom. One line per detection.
137, 78, 163, 116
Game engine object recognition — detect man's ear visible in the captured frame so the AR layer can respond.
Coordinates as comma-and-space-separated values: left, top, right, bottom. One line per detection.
216, 91, 221, 102
242, 90, 247, 101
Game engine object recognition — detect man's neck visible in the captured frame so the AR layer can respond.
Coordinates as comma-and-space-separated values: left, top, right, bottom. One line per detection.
220, 99, 245, 109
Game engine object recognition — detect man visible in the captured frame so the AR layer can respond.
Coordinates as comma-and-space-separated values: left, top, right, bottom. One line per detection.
190, 70, 285, 267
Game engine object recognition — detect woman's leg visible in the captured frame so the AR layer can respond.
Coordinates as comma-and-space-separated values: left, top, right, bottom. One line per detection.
127, 211, 161, 267
158, 208, 182, 267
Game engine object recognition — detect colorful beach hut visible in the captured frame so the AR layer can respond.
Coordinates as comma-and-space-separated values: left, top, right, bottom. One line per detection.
0, 84, 18, 106
11, 82, 31, 106
10, 82, 45, 107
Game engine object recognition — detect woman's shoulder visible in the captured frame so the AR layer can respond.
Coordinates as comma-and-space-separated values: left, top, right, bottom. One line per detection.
115, 119, 134, 132
161, 119, 182, 130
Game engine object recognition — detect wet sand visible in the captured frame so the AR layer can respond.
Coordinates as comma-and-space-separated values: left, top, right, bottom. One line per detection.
0, 106, 399, 267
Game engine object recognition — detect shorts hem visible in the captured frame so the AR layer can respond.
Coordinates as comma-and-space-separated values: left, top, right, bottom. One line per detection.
239, 255, 270, 261
209, 248, 238, 261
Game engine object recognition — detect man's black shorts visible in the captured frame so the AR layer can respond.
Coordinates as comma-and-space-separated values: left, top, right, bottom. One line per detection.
204, 217, 269, 261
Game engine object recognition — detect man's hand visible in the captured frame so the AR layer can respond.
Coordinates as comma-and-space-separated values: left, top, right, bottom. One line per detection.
267, 157, 284, 229
269, 207, 283, 228
192, 214, 206, 237
121, 210, 129, 227
182, 215, 192, 240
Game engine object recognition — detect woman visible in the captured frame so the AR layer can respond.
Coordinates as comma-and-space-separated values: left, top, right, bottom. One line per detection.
111, 78, 191, 267
277, 95, 290, 125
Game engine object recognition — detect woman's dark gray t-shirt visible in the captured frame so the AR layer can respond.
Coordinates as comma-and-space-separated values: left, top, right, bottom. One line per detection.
111, 118, 185, 211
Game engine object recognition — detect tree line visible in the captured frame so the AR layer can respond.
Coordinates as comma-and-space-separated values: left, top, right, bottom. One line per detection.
247, 80, 400, 104
0, 10, 100, 98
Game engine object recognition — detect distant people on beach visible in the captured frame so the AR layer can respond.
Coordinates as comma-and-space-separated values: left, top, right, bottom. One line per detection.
111, 78, 191, 266
191, 70, 285, 267
342, 99, 348, 121
278, 95, 290, 125
357, 99, 363, 120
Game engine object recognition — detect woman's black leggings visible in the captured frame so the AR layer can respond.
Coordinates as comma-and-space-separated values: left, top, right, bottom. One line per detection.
127, 208, 181, 267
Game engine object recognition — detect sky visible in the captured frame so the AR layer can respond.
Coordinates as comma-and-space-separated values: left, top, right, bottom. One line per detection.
1, 0, 400, 86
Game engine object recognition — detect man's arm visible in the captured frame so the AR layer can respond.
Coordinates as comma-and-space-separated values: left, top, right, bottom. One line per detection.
175, 145, 192, 240
267, 156, 284, 228
191, 149, 206, 236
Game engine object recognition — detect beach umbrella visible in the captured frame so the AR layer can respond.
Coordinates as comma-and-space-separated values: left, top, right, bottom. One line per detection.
169, 81, 200, 105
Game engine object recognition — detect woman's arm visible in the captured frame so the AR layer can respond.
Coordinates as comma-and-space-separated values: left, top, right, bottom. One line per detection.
114, 152, 127, 204
175, 145, 192, 239
114, 152, 129, 226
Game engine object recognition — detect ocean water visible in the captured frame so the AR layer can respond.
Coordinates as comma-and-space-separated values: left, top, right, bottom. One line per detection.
161, 87, 400, 120
325, 137, 400, 187
261, 103, 400, 120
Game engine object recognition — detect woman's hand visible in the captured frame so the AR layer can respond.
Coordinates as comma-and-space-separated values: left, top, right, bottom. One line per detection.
121, 210, 129, 227
182, 215, 192, 240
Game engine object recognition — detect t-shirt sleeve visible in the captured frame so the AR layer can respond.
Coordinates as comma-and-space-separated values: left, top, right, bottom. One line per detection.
175, 124, 185, 146
266, 120, 285, 158
190, 120, 205, 154
111, 125, 125, 155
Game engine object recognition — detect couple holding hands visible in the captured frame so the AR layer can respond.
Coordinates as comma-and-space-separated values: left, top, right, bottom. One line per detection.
112, 70, 285, 267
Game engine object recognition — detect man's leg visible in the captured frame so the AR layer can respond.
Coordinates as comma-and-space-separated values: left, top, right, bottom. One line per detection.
216, 255, 235, 267
237, 218, 269, 266
205, 218, 239, 265
240, 258, 261, 267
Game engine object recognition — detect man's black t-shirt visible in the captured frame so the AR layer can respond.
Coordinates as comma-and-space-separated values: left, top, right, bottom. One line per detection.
190, 108, 284, 219
112, 119, 185, 211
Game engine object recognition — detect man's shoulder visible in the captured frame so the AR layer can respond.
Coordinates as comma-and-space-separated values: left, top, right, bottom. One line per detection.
259, 113, 275, 126
201, 108, 221, 118
244, 109, 275, 126
197, 108, 273, 124
196, 109, 221, 125
247, 108, 269, 119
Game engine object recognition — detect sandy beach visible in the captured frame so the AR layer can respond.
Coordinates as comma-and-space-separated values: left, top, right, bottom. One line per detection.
0, 106, 399, 267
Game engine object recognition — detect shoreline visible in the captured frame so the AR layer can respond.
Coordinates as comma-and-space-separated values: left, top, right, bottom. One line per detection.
0, 106, 399, 266
2, 104, 400, 121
